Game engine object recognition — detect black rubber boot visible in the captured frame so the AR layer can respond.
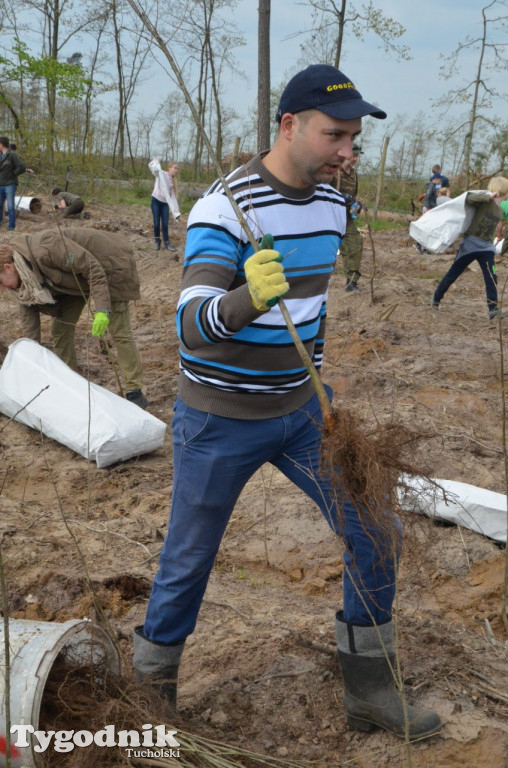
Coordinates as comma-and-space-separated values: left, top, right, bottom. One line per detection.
133, 626, 184, 711
126, 389, 149, 410
336, 611, 442, 739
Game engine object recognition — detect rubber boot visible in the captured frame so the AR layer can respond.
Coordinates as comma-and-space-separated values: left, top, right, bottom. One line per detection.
154, 237, 161, 251
345, 278, 360, 292
335, 611, 442, 738
133, 625, 184, 711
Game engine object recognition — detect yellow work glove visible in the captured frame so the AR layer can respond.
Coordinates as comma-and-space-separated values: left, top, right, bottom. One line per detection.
91, 311, 110, 337
245, 238, 289, 312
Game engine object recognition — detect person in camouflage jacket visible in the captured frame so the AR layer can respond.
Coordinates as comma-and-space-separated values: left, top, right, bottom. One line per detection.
334, 143, 364, 291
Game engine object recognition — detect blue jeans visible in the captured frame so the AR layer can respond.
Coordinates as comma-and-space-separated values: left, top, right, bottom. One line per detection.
434, 250, 497, 311
151, 196, 169, 243
143, 392, 402, 644
0, 184, 17, 229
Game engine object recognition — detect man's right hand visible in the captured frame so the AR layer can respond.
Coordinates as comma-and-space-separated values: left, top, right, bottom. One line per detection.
245, 248, 289, 312
91, 311, 110, 337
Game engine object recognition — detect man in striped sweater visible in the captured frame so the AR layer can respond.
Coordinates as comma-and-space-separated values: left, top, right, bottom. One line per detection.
134, 65, 442, 740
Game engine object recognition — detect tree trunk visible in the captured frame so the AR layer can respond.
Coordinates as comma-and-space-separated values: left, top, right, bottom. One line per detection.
334, 0, 347, 68
112, 3, 125, 171
257, 0, 271, 152
464, 6, 488, 188
231, 136, 241, 170
373, 135, 390, 222
46, 0, 61, 158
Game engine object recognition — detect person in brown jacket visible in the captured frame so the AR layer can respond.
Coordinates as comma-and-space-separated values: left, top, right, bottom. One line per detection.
0, 228, 148, 408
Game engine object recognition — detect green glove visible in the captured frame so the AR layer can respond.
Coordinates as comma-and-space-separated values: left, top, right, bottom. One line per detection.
91, 311, 110, 337
245, 237, 289, 312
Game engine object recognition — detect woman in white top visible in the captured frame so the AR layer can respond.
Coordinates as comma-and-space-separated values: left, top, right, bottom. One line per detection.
150, 161, 180, 253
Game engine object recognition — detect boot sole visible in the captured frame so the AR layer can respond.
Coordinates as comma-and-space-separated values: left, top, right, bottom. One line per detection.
346, 715, 375, 732
346, 714, 442, 739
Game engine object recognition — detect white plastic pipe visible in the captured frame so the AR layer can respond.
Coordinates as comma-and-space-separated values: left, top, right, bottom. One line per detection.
14, 196, 42, 213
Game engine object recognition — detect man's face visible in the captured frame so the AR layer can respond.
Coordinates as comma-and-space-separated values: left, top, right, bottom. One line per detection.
342, 153, 359, 172
0, 263, 20, 290
286, 110, 362, 187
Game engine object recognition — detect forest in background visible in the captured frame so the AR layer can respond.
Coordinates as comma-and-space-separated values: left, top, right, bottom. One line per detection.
0, 0, 507, 196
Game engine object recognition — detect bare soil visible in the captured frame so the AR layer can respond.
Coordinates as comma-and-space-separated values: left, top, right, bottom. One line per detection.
0, 200, 507, 768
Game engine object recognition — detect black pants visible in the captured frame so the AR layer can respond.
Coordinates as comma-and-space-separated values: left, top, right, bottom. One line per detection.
434, 250, 497, 312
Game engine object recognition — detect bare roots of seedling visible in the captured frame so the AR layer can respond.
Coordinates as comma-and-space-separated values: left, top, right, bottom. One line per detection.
321, 405, 430, 541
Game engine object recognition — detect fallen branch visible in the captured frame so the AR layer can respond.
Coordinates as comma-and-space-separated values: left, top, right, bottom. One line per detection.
460, 670, 508, 704
0, 385, 49, 433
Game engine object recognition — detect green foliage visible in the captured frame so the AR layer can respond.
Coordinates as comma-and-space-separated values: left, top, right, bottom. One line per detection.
0, 40, 91, 100
365, 217, 408, 232
358, 174, 424, 215
131, 179, 150, 200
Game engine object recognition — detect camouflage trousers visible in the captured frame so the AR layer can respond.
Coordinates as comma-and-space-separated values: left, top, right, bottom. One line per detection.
340, 217, 363, 284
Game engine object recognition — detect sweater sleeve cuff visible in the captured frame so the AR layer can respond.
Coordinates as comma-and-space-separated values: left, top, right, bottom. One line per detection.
218, 283, 268, 331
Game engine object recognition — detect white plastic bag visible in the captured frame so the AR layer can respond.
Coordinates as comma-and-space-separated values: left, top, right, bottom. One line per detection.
0, 339, 167, 468
494, 237, 505, 255
409, 190, 488, 254
398, 475, 506, 543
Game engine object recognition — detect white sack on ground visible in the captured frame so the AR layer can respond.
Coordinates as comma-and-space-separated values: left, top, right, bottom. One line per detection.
409, 190, 488, 253
398, 475, 506, 543
0, 338, 167, 468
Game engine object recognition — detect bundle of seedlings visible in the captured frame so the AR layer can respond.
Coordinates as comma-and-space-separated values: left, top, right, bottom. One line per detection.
39, 657, 317, 768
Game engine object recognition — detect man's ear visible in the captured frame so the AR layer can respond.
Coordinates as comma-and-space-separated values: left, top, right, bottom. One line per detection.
278, 112, 297, 140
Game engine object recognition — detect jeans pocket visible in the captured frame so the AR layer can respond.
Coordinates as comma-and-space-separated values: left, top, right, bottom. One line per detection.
172, 399, 213, 446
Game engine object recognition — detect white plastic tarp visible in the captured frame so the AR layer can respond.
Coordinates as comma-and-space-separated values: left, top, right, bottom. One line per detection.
0, 338, 167, 468
398, 475, 507, 543
409, 190, 488, 254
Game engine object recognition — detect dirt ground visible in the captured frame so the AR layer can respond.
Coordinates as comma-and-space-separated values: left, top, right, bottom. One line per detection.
0, 197, 507, 768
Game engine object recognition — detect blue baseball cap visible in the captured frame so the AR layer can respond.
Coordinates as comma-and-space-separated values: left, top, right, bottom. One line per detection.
276, 64, 387, 122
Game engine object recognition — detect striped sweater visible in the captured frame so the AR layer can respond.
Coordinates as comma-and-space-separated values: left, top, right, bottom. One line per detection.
177, 153, 347, 419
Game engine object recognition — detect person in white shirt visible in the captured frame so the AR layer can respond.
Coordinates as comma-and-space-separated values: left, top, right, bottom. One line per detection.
149, 160, 180, 254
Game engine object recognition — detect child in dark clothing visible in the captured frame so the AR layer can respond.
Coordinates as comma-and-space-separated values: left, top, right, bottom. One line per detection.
432, 176, 508, 319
